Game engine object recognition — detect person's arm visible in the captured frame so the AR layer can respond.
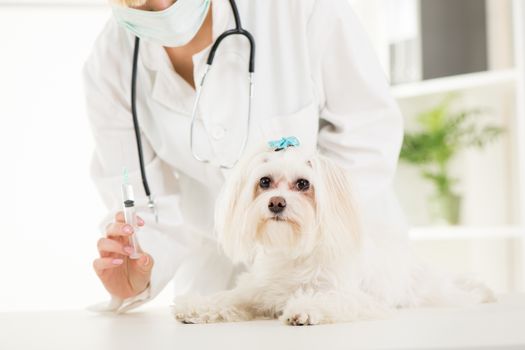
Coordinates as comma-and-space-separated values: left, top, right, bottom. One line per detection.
83, 19, 189, 313
308, 0, 407, 236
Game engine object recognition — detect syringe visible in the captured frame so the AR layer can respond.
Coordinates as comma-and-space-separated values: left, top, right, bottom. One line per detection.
121, 172, 141, 260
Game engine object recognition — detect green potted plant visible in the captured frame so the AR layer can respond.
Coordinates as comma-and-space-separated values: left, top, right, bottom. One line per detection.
399, 95, 503, 225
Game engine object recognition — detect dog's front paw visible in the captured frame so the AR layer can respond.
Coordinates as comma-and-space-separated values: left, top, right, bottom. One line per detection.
172, 294, 249, 324
173, 309, 205, 324
280, 308, 322, 326
172, 296, 219, 324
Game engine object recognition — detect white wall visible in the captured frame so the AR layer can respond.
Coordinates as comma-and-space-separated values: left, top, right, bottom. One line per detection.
0, 4, 171, 311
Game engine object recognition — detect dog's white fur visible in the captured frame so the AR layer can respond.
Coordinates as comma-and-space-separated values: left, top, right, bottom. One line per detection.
172, 146, 495, 325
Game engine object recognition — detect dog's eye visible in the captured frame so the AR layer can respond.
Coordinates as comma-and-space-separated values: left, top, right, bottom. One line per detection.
296, 179, 310, 191
259, 177, 271, 189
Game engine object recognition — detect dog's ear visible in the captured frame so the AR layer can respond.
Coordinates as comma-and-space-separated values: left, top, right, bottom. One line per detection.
214, 153, 258, 264
312, 154, 361, 258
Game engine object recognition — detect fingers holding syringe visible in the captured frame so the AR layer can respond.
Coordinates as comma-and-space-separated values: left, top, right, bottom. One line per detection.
97, 237, 133, 257
105, 222, 135, 238
115, 211, 145, 226
93, 257, 126, 273
105, 216, 145, 239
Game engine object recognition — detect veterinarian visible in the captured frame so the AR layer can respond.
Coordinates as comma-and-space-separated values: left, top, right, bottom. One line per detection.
85, 0, 407, 313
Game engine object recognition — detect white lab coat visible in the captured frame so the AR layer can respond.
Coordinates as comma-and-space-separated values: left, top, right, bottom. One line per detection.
84, 0, 407, 313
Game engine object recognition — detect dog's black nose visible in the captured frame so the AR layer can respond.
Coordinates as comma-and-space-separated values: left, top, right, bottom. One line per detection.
268, 196, 286, 214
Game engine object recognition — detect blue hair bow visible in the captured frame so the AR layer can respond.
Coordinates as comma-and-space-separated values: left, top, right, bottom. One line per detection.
268, 136, 301, 152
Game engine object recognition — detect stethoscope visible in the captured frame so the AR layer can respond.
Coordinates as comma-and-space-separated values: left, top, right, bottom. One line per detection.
130, 0, 255, 222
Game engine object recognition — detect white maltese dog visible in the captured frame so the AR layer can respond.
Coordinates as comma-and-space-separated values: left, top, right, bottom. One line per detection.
172, 139, 495, 325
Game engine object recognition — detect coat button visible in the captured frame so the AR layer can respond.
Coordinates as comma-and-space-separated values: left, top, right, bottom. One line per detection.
211, 125, 226, 140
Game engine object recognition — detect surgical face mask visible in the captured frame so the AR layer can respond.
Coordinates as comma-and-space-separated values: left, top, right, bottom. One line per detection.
112, 0, 211, 47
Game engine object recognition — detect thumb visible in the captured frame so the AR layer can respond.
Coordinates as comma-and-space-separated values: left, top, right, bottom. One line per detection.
134, 253, 154, 274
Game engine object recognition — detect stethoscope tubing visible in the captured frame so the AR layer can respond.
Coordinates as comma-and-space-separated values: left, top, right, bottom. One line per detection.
130, 36, 151, 198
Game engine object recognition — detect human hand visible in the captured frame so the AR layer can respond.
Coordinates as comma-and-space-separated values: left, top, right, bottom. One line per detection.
93, 211, 154, 299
